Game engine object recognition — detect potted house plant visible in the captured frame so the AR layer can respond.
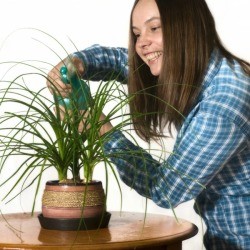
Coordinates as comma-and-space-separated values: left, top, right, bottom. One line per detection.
0, 30, 197, 233
0, 54, 134, 230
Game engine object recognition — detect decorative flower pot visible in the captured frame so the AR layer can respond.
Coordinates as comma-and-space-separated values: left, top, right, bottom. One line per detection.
38, 180, 111, 230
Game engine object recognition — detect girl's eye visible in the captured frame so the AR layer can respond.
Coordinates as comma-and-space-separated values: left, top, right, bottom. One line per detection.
134, 33, 140, 39
151, 26, 160, 32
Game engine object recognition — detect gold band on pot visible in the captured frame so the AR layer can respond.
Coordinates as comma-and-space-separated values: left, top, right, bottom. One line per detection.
42, 190, 105, 208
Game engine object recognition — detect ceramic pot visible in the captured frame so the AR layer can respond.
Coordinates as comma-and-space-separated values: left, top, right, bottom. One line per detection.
41, 180, 106, 219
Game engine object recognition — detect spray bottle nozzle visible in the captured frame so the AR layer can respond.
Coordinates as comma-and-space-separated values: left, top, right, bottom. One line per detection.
60, 66, 69, 84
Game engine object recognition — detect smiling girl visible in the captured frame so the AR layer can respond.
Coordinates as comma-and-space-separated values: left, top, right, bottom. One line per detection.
47, 1, 250, 249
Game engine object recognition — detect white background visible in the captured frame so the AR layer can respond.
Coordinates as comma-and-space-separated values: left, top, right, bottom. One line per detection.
0, 1, 249, 249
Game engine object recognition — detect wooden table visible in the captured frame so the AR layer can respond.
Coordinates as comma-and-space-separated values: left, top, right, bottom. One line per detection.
0, 211, 198, 250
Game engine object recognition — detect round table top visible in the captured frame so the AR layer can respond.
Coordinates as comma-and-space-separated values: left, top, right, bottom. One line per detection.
0, 211, 198, 250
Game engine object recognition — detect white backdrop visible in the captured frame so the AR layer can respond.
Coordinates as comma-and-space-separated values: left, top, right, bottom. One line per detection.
0, 1, 249, 249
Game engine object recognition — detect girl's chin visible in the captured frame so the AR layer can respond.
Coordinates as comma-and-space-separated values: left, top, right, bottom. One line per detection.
148, 61, 161, 76
149, 68, 161, 76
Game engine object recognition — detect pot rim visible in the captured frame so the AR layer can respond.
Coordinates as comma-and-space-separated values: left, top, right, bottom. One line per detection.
46, 180, 102, 186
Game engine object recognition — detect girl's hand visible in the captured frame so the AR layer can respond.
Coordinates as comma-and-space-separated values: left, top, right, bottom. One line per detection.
78, 112, 113, 136
55, 106, 113, 136
46, 56, 84, 97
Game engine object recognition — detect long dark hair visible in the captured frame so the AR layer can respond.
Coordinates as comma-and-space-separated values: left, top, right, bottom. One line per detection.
128, 0, 250, 142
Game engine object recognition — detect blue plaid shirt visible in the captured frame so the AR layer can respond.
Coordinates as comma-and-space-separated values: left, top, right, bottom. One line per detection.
74, 45, 250, 250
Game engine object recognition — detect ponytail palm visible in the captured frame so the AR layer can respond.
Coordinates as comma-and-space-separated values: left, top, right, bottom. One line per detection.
0, 67, 131, 206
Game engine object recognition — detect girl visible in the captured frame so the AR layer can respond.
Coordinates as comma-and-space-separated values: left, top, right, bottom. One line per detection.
47, 0, 250, 249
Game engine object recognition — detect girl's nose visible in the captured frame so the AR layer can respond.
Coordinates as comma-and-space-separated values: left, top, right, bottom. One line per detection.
138, 33, 151, 48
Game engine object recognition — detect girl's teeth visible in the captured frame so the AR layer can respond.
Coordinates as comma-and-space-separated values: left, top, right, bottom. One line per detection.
146, 52, 162, 61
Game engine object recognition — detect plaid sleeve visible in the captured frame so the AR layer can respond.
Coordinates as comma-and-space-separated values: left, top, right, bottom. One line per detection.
103, 112, 247, 209
72, 44, 128, 83
159, 112, 247, 206
103, 130, 160, 198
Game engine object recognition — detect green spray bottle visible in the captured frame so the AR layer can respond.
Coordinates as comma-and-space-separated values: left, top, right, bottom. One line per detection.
58, 62, 91, 110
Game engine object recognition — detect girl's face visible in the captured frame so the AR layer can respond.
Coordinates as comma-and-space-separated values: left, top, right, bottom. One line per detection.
132, 0, 163, 76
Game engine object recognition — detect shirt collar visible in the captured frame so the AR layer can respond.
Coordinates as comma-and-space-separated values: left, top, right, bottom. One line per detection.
202, 48, 222, 90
